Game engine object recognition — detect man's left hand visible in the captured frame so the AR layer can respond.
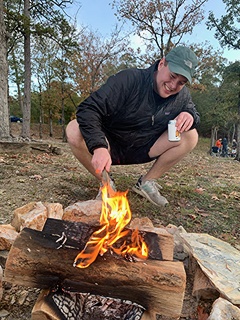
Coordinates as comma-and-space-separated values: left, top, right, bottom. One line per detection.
175, 112, 194, 132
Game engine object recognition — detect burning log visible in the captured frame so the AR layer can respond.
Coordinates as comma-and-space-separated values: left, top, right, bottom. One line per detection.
4, 218, 186, 318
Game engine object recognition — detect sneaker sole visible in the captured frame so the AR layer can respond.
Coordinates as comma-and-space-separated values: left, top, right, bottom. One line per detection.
132, 186, 169, 207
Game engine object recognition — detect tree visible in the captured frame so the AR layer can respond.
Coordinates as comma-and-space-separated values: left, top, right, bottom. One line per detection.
221, 62, 240, 160
4, 0, 74, 139
112, 0, 208, 60
31, 17, 79, 140
207, 0, 240, 50
0, 0, 10, 140
207, 0, 240, 160
71, 27, 132, 100
23, 0, 31, 138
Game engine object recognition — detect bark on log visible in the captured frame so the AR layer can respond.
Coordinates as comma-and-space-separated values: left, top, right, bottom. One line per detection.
4, 219, 186, 318
0, 141, 62, 154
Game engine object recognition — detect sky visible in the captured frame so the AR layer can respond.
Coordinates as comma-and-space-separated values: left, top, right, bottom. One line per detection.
66, 0, 239, 63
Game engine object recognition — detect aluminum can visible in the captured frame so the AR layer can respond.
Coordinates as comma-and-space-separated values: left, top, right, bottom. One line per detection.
168, 120, 181, 141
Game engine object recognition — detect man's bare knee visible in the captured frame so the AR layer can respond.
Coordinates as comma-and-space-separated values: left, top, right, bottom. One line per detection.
66, 120, 82, 147
183, 129, 198, 150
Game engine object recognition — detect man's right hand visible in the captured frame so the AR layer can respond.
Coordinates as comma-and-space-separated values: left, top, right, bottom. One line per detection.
92, 148, 112, 175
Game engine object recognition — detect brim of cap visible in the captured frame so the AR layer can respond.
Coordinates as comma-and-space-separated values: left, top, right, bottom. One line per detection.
167, 61, 192, 83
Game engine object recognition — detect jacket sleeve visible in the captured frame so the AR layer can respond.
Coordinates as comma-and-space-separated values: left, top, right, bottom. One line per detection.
180, 87, 200, 129
76, 70, 135, 154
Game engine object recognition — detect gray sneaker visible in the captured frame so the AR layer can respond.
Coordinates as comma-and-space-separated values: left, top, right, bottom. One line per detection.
95, 174, 116, 200
132, 176, 169, 207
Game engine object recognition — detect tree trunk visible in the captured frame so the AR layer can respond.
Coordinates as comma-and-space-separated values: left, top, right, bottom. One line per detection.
61, 75, 66, 142
209, 126, 218, 154
22, 0, 31, 138
0, 1, 10, 140
49, 109, 53, 137
37, 77, 43, 139
12, 48, 24, 114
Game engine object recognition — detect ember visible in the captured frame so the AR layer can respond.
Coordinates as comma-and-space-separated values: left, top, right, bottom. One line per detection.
74, 183, 148, 268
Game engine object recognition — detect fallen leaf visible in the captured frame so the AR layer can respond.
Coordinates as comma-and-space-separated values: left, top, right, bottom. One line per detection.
29, 175, 42, 180
194, 187, 205, 194
221, 193, 228, 199
197, 305, 209, 320
188, 214, 197, 220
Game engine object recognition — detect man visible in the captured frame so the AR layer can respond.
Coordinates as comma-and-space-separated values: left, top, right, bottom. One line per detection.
221, 137, 228, 157
66, 46, 200, 207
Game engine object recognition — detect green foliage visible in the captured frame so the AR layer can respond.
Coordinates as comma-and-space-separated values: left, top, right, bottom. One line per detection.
9, 96, 22, 117
207, 0, 240, 50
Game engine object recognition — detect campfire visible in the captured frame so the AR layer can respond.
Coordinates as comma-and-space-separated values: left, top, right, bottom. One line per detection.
74, 182, 148, 269
3, 180, 187, 319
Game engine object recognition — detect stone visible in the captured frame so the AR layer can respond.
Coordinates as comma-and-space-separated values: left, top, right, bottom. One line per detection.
62, 200, 102, 225
166, 224, 189, 261
0, 224, 18, 250
44, 203, 63, 220
0, 309, 10, 317
180, 233, 240, 304
208, 297, 240, 320
0, 265, 3, 301
11, 201, 48, 232
11, 202, 37, 231
130, 217, 154, 229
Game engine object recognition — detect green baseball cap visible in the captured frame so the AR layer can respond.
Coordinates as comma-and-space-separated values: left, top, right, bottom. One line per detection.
165, 46, 198, 83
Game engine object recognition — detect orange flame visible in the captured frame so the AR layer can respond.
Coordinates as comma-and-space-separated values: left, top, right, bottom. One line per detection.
74, 184, 148, 268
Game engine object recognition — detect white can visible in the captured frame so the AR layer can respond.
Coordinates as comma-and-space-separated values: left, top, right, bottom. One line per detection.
168, 120, 181, 141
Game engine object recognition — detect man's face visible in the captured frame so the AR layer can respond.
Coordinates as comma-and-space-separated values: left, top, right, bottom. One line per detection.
154, 58, 188, 98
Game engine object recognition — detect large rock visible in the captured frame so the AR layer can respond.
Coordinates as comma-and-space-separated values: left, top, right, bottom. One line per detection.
44, 202, 63, 220
208, 297, 240, 320
0, 266, 3, 301
11, 202, 48, 231
63, 200, 102, 225
0, 224, 18, 250
180, 233, 240, 304
11, 202, 64, 232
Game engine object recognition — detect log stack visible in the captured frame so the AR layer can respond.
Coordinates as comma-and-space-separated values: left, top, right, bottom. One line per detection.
1, 200, 240, 319
4, 218, 186, 319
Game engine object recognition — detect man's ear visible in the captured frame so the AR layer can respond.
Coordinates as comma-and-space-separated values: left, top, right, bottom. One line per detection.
158, 57, 165, 70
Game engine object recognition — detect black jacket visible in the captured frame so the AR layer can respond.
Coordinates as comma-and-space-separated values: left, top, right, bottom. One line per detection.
76, 61, 200, 154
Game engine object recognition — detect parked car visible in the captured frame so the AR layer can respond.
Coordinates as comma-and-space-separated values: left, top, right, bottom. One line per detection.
10, 116, 23, 123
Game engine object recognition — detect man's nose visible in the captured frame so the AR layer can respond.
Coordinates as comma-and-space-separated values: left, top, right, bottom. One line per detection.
170, 78, 178, 89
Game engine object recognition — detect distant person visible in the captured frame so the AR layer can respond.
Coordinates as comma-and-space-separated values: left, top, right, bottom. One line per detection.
231, 139, 237, 157
221, 137, 228, 157
213, 138, 222, 155
232, 139, 237, 149
215, 138, 222, 151
66, 46, 200, 207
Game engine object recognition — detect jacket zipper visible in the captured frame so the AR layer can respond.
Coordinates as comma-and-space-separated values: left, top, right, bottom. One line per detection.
152, 115, 155, 126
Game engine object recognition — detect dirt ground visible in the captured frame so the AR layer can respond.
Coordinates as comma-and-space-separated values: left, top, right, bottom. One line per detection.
0, 123, 239, 319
